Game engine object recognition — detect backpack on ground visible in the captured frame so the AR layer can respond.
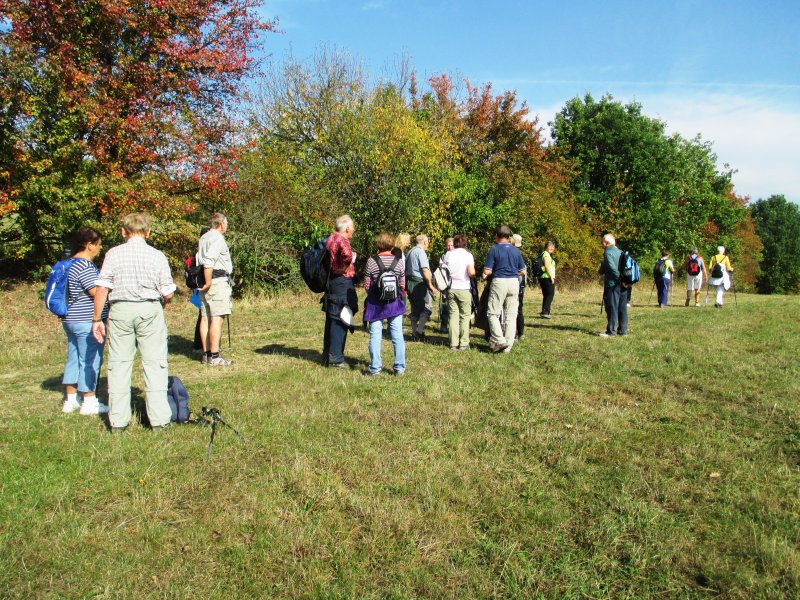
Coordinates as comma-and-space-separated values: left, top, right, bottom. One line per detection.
375, 255, 401, 302
619, 250, 641, 285
529, 253, 545, 279
686, 255, 702, 277
710, 258, 725, 279
299, 238, 330, 293
653, 258, 667, 279
167, 375, 190, 423
44, 258, 77, 317
432, 261, 451, 292
184, 255, 205, 290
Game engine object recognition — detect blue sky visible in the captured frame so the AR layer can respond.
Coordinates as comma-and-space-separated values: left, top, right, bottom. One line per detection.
259, 0, 800, 203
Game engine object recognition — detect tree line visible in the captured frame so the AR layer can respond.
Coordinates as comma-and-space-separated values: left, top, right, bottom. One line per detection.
1, 1, 797, 293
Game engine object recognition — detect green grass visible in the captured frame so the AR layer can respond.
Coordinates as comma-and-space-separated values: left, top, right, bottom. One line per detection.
1, 281, 798, 598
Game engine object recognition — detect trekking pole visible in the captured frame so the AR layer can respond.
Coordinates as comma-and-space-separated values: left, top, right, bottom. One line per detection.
704, 279, 710, 306
226, 314, 232, 349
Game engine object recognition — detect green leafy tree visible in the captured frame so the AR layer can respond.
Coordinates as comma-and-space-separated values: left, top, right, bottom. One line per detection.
751, 195, 800, 294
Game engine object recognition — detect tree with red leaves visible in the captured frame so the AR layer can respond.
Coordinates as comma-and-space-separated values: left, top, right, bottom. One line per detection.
0, 0, 275, 263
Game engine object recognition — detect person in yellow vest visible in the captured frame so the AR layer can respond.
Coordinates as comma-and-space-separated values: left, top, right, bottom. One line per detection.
708, 246, 733, 308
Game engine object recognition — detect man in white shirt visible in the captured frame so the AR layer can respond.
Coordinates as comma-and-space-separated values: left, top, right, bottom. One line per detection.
198, 213, 233, 366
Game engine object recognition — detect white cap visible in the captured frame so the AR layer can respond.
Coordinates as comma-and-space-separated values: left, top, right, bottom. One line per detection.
511, 234, 522, 248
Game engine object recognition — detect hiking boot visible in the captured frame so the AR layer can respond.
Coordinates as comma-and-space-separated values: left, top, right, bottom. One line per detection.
62, 397, 81, 414
599, 332, 611, 337
449, 346, 459, 351
208, 356, 232, 366
502, 346, 512, 354
327, 361, 349, 369
489, 341, 509, 353
541, 314, 551, 319
364, 369, 382, 377
152, 422, 172, 432
80, 398, 109, 415
695, 303, 701, 307
110, 426, 128, 435
201, 354, 208, 365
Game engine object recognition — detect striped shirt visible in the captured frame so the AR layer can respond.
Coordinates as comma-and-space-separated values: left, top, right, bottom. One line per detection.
62, 258, 110, 322
364, 253, 405, 293
96, 237, 176, 302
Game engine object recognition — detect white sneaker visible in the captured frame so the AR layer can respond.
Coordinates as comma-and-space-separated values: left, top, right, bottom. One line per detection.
62, 398, 81, 413
80, 398, 110, 415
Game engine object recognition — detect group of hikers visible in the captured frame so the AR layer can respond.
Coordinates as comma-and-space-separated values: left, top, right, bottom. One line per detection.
49, 211, 735, 431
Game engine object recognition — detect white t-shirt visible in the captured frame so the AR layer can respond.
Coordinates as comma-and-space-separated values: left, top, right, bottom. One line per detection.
444, 248, 475, 291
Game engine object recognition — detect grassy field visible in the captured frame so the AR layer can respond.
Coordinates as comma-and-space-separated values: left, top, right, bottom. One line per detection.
1, 280, 798, 598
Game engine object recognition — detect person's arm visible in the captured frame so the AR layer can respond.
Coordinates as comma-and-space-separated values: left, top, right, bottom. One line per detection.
467, 263, 476, 278
544, 253, 555, 282
92, 286, 110, 343
725, 256, 733, 272
200, 266, 213, 292
422, 267, 437, 295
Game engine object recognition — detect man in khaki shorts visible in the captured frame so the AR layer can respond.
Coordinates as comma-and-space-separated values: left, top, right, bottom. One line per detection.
198, 213, 233, 366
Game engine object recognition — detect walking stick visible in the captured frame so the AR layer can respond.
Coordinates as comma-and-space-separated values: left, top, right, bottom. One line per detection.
704, 279, 710, 306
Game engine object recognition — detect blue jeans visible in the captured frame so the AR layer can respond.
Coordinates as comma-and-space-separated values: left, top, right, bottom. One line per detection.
604, 284, 629, 335
62, 321, 105, 393
368, 315, 405, 374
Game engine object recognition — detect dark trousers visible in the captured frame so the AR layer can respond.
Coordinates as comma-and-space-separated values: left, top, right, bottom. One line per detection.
655, 277, 671, 306
604, 284, 629, 335
516, 286, 525, 337
539, 278, 555, 315
322, 276, 354, 365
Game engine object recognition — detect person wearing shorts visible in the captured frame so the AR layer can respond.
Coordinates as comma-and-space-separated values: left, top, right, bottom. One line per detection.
683, 248, 708, 307
198, 213, 233, 366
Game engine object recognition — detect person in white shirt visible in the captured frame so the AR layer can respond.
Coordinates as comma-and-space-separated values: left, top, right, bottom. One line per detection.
443, 234, 476, 350
197, 212, 234, 366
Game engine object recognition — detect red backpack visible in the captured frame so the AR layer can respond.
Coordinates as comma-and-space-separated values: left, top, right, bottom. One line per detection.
686, 255, 701, 277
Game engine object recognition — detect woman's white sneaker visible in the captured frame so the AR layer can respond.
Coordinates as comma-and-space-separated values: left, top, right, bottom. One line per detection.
80, 398, 110, 415
62, 398, 82, 413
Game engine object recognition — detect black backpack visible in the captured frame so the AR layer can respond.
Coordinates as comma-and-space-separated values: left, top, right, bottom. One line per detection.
299, 238, 330, 293
184, 255, 205, 290
710, 259, 725, 279
530, 253, 545, 279
375, 255, 400, 302
653, 258, 667, 279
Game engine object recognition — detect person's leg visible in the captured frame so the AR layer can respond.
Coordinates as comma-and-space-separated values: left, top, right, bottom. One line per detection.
208, 316, 224, 353
388, 314, 405, 373
199, 291, 210, 353
194, 311, 203, 350
439, 292, 449, 333
322, 312, 332, 365
368, 319, 383, 373
107, 304, 137, 428
694, 287, 701, 306
62, 322, 79, 394
605, 285, 619, 334
542, 279, 555, 315
454, 290, 472, 349
136, 303, 172, 428
329, 318, 347, 365
486, 280, 506, 346
75, 321, 103, 397
416, 290, 433, 335
502, 279, 520, 348
447, 291, 460, 348
716, 284, 725, 306
617, 286, 629, 334
516, 286, 525, 338
661, 279, 671, 306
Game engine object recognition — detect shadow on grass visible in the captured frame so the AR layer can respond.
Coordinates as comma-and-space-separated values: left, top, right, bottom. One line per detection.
527, 322, 598, 336
41, 375, 150, 429
169, 334, 200, 360
256, 343, 368, 369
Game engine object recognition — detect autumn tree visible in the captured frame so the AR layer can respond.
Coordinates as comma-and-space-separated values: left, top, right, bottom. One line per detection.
0, 0, 274, 264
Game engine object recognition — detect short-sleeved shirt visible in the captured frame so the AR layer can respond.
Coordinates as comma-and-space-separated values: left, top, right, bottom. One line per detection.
96, 237, 176, 302
406, 246, 430, 280
198, 228, 233, 274
444, 248, 474, 290
661, 258, 675, 281
63, 258, 109, 322
485, 243, 526, 278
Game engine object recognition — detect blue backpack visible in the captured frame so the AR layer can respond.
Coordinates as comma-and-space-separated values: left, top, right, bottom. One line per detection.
620, 251, 641, 285
167, 376, 191, 423
44, 258, 78, 317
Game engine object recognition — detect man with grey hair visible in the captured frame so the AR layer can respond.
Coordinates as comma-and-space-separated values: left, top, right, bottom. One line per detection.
198, 212, 233, 366
483, 226, 527, 352
598, 233, 628, 336
322, 214, 358, 367
405, 234, 438, 341
92, 213, 176, 432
